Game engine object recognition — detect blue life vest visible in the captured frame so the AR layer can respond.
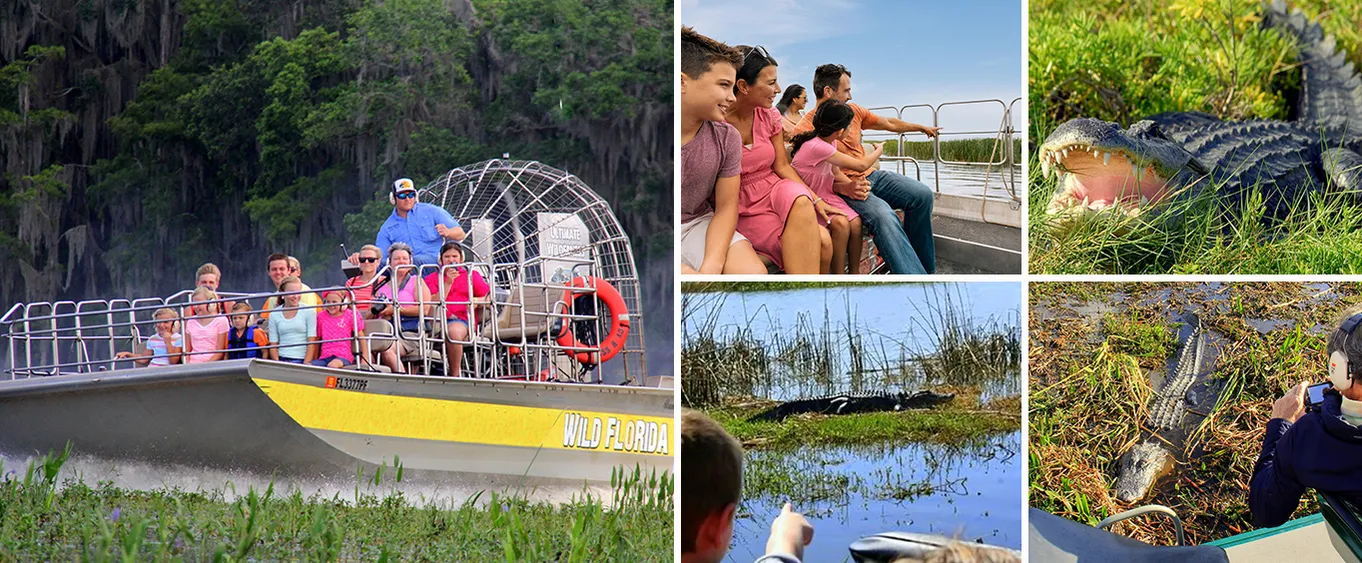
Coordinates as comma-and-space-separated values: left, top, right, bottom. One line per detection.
226, 326, 260, 359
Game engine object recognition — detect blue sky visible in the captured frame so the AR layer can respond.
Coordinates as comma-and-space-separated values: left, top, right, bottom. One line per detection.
682, 0, 1023, 138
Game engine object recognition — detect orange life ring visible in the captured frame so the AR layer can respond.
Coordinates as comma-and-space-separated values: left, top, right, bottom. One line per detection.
555, 276, 630, 365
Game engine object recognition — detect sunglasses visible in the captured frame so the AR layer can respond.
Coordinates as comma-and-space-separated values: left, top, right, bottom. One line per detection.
358, 257, 379, 264
743, 45, 772, 65
395, 191, 417, 200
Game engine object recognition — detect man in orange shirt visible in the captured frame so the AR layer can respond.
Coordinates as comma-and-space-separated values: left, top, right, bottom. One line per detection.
794, 64, 941, 274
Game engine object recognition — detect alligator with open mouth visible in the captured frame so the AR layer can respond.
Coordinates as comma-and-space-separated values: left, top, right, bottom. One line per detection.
746, 390, 956, 422
1113, 314, 1211, 503
1039, 0, 1362, 222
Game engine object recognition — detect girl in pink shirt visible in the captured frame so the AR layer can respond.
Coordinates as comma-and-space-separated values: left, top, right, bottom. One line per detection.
423, 242, 490, 377
183, 287, 229, 363
312, 291, 368, 368
790, 100, 884, 274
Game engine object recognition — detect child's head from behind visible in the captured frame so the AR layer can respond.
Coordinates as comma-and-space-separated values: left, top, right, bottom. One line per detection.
681, 27, 741, 122
230, 302, 253, 329
790, 100, 855, 157
681, 409, 744, 563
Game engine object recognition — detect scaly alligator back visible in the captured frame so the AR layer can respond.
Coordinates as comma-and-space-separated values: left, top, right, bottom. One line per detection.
1148, 314, 1208, 431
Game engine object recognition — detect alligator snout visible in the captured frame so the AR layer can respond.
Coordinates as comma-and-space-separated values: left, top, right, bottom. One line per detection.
1113, 441, 1174, 503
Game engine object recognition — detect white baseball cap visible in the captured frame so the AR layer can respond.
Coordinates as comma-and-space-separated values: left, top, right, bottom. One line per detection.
392, 178, 416, 193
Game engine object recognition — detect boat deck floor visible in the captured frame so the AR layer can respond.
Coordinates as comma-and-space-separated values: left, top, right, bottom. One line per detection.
1221, 517, 1350, 563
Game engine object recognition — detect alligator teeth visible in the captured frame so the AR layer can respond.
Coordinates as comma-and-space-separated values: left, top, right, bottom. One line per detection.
1041, 157, 1051, 177
1140, 196, 1150, 206
1103, 152, 1112, 166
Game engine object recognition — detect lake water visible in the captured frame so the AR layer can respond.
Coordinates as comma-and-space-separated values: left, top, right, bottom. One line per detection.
873, 160, 1022, 202
682, 283, 1022, 399
725, 432, 1023, 562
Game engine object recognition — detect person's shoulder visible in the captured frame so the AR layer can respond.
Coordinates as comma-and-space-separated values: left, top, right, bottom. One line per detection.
708, 120, 740, 142
793, 109, 814, 132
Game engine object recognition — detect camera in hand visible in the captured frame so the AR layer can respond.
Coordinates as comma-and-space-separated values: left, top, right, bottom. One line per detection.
370, 294, 390, 317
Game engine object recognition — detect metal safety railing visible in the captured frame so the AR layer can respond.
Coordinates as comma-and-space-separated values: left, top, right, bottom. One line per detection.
0, 255, 639, 385
861, 97, 1024, 222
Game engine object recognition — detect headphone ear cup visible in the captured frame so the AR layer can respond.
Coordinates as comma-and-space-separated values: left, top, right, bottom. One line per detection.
1331, 350, 1353, 390
389, 192, 396, 205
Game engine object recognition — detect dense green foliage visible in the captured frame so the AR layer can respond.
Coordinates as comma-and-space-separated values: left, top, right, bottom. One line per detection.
0, 451, 674, 561
0, 0, 671, 324
1028, 0, 1362, 274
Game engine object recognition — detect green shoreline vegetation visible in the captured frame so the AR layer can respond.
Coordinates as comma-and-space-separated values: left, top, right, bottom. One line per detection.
1030, 282, 1362, 546
1028, 0, 1362, 274
878, 138, 1022, 165
0, 451, 673, 562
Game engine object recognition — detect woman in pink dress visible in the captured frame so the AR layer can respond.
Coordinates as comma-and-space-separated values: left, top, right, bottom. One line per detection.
725, 46, 839, 274
790, 100, 884, 274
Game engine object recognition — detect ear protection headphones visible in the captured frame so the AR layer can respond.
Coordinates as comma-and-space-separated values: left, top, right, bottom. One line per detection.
389, 178, 415, 205
1329, 313, 1362, 390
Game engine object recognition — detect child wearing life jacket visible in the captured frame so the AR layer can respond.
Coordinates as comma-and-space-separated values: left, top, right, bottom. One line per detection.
789, 100, 883, 274
225, 302, 270, 360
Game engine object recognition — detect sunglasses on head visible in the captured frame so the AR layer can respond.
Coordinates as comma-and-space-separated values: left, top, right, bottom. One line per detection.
395, 191, 417, 200
743, 45, 771, 65
358, 257, 379, 263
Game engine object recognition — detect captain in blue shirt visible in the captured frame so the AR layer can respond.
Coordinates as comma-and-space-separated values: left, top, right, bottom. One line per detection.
351, 178, 466, 266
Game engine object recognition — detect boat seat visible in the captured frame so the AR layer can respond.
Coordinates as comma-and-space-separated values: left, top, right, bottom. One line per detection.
482, 286, 555, 342
363, 319, 394, 354
1319, 493, 1362, 561
1028, 508, 1228, 563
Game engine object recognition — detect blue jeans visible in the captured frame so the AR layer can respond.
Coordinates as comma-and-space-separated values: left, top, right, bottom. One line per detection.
842, 170, 936, 274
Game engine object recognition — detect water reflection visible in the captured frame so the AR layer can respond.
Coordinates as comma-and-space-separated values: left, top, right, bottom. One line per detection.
727, 432, 1022, 562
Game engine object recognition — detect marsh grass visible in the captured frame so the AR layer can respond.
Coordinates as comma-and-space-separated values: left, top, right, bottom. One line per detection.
0, 449, 673, 562
680, 285, 1020, 408
1029, 0, 1362, 274
1030, 282, 1362, 545
879, 139, 1023, 164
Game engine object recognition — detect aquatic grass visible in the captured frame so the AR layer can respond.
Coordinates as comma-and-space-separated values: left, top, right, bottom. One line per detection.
681, 285, 1020, 407
707, 395, 1020, 451
1031, 283, 1355, 545
879, 138, 1023, 165
0, 452, 674, 562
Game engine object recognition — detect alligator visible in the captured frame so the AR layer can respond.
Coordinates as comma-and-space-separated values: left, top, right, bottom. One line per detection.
746, 390, 955, 422
1112, 314, 1210, 504
1039, 0, 1362, 222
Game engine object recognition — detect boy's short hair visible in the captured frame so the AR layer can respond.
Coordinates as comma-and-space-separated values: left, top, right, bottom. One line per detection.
266, 253, 289, 268
813, 63, 851, 100
681, 409, 744, 552
230, 302, 253, 314
196, 263, 221, 279
681, 26, 741, 79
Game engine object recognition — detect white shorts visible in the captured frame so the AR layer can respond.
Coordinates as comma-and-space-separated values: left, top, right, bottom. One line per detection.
679, 213, 749, 271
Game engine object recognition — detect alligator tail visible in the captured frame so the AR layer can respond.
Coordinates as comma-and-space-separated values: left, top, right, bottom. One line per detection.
1263, 0, 1362, 140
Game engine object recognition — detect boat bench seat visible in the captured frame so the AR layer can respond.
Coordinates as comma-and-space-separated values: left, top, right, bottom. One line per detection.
1318, 492, 1362, 561
482, 286, 555, 342
1028, 508, 1228, 563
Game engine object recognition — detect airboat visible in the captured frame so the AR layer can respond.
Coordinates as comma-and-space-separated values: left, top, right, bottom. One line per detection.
0, 159, 673, 487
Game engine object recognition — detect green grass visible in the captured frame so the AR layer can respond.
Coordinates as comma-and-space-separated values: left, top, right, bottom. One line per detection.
1030, 282, 1362, 545
680, 281, 925, 294
0, 450, 674, 562
879, 138, 1023, 164
1028, 0, 1362, 274
706, 392, 1020, 451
